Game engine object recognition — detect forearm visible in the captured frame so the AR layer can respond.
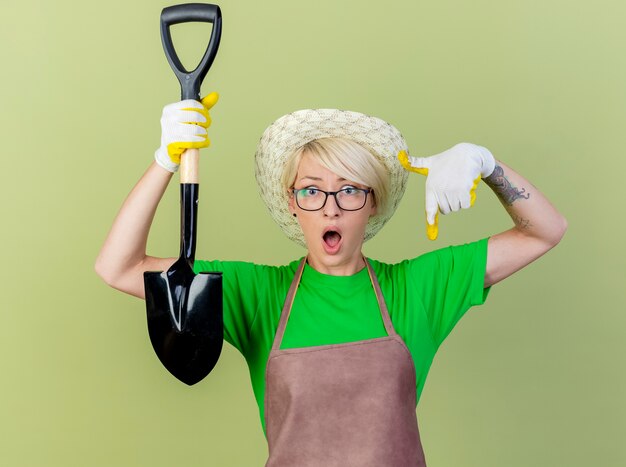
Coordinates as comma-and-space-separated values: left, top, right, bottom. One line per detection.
483, 160, 567, 245
95, 161, 174, 286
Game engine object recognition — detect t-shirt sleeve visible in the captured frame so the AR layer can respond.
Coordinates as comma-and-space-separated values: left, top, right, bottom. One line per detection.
406, 237, 491, 349
192, 259, 272, 356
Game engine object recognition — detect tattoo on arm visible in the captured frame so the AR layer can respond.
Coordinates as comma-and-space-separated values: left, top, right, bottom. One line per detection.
483, 165, 531, 206
510, 213, 533, 230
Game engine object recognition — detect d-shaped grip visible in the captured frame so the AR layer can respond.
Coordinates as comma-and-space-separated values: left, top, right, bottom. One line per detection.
160, 3, 222, 100
161, 3, 220, 24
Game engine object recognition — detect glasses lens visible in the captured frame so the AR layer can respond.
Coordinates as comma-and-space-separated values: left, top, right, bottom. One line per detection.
336, 188, 367, 210
295, 188, 326, 210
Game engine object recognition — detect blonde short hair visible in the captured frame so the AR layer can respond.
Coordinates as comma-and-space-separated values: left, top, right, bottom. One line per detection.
281, 137, 390, 215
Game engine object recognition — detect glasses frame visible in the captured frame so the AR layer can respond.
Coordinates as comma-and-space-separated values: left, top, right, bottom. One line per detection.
291, 187, 373, 212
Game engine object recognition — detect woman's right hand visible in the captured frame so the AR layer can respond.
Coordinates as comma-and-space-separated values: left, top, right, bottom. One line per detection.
155, 92, 219, 172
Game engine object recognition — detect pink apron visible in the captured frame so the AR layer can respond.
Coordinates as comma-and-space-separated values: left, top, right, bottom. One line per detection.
264, 257, 427, 466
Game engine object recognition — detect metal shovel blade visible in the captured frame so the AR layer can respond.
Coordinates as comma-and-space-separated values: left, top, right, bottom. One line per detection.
144, 182, 223, 386
144, 267, 223, 386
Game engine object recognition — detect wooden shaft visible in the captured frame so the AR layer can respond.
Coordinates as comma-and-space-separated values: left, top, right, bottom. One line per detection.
180, 148, 200, 183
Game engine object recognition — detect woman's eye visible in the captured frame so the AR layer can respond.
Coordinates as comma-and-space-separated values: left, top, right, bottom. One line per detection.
342, 187, 357, 195
301, 188, 319, 197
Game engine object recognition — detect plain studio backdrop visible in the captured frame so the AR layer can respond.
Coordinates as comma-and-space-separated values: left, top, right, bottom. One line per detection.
0, 0, 623, 466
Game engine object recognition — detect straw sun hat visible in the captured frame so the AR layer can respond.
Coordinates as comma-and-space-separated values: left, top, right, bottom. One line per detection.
254, 109, 410, 248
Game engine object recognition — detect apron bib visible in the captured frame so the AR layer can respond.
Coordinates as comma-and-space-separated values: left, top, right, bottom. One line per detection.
264, 257, 427, 466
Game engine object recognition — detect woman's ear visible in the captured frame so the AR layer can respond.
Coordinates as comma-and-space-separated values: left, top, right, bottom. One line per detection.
288, 192, 296, 216
369, 193, 377, 217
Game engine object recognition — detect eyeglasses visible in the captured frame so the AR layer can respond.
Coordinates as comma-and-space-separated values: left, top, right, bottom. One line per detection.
292, 187, 373, 211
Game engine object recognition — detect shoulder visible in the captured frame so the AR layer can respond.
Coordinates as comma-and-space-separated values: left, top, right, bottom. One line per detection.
193, 257, 303, 281
367, 237, 489, 278
416, 237, 489, 268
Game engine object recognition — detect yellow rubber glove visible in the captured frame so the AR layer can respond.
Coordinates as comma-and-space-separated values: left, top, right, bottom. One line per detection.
398, 143, 495, 240
155, 92, 219, 172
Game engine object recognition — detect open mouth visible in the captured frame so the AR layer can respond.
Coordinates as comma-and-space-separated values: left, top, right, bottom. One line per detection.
323, 230, 342, 247
322, 227, 343, 253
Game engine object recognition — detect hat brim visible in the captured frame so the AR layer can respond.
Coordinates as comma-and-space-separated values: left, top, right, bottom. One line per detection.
254, 109, 409, 248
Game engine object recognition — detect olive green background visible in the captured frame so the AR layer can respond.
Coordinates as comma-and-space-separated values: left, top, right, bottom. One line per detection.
1, 0, 623, 465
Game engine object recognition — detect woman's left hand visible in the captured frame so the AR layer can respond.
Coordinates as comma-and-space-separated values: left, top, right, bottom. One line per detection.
398, 142, 496, 240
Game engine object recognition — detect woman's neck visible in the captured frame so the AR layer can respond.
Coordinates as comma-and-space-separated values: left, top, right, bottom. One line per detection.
305, 254, 366, 276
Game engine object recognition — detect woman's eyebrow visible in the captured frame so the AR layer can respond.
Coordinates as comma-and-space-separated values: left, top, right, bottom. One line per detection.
299, 176, 347, 182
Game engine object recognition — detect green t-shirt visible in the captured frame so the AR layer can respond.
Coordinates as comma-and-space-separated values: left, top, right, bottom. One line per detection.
193, 237, 491, 436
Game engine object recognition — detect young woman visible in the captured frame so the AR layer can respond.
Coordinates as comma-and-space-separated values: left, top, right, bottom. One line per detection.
95, 94, 567, 466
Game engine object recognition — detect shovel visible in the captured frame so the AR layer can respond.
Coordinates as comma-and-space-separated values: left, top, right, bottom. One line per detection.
143, 3, 223, 386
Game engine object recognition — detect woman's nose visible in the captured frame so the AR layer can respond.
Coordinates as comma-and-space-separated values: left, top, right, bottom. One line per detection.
323, 194, 341, 216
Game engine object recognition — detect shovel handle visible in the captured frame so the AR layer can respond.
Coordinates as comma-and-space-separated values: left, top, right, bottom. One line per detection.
160, 3, 222, 101
160, 4, 222, 183
180, 148, 199, 183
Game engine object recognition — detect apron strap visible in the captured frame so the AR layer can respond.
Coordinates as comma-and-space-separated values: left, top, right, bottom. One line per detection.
271, 256, 307, 351
363, 256, 396, 337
